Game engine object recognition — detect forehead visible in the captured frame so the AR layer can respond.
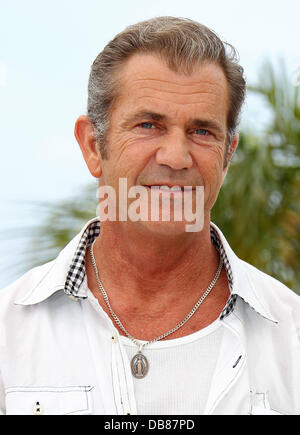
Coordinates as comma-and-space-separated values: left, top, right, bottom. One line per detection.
112, 53, 229, 123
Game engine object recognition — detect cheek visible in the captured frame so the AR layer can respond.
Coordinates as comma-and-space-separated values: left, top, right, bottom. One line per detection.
104, 135, 155, 182
195, 146, 224, 174
195, 150, 225, 196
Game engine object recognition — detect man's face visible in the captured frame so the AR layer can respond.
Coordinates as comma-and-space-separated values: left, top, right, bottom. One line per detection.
100, 53, 234, 235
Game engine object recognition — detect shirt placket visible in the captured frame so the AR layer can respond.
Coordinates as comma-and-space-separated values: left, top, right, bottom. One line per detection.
111, 330, 138, 415
203, 311, 248, 414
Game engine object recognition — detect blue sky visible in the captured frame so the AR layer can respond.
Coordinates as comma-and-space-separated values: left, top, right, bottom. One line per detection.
1, 0, 300, 287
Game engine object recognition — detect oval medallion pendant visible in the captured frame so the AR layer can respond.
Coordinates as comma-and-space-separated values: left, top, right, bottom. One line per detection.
131, 352, 149, 379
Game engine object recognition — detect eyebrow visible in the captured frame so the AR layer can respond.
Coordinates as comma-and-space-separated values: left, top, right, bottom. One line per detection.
121, 110, 224, 135
190, 119, 224, 135
121, 111, 167, 127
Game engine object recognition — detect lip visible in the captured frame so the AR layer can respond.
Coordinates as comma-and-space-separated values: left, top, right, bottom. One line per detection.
143, 184, 195, 191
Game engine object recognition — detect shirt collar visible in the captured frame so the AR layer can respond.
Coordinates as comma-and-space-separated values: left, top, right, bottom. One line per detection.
210, 222, 278, 323
14, 217, 278, 323
14, 217, 100, 306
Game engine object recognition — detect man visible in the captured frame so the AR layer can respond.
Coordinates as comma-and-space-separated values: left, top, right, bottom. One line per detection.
0, 17, 299, 416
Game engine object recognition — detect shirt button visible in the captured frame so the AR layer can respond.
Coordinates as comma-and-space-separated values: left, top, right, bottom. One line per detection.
33, 402, 43, 415
111, 334, 118, 343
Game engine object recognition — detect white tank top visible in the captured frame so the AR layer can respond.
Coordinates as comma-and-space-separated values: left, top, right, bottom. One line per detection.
121, 319, 223, 415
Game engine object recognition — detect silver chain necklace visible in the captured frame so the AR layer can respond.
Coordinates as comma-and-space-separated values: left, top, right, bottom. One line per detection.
90, 240, 223, 379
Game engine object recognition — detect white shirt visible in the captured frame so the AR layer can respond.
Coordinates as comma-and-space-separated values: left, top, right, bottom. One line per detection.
121, 319, 223, 415
0, 217, 300, 415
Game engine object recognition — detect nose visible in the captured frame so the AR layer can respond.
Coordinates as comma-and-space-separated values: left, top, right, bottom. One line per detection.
155, 129, 193, 170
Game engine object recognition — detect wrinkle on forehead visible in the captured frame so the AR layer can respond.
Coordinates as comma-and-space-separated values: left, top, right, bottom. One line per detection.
133, 90, 225, 102
131, 92, 227, 120
125, 76, 228, 97
136, 85, 225, 97
114, 54, 229, 107
117, 83, 229, 114
133, 77, 224, 87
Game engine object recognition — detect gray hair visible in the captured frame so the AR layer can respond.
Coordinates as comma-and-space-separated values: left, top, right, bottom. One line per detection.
87, 16, 246, 164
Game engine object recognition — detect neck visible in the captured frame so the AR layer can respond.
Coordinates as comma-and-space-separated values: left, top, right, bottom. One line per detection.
88, 215, 219, 295
85, 215, 229, 340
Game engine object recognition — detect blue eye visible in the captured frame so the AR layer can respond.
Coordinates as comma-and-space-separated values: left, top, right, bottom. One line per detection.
140, 122, 155, 129
195, 129, 208, 135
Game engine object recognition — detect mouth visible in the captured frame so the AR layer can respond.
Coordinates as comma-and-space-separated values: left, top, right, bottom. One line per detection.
143, 184, 195, 192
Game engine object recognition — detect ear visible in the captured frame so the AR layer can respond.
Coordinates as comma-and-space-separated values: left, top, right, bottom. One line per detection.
74, 115, 103, 178
221, 133, 239, 182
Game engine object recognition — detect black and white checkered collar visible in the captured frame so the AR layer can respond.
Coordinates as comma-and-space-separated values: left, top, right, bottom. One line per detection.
63, 218, 237, 320
15, 217, 277, 323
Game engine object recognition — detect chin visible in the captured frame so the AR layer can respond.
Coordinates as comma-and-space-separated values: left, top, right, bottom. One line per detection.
136, 219, 191, 237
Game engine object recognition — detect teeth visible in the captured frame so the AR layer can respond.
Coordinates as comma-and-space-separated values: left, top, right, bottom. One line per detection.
149, 185, 184, 191
159, 185, 182, 191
